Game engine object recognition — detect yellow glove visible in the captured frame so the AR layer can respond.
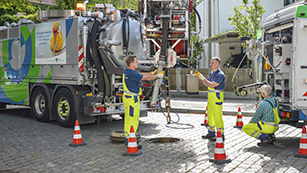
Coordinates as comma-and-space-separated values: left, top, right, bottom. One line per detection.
194, 71, 205, 81
151, 69, 157, 75
157, 71, 164, 78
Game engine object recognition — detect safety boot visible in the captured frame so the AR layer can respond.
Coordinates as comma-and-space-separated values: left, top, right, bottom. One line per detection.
202, 132, 216, 141
269, 134, 276, 142
210, 135, 225, 142
257, 136, 273, 147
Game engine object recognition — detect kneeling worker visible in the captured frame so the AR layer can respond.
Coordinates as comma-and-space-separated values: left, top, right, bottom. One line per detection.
242, 84, 280, 147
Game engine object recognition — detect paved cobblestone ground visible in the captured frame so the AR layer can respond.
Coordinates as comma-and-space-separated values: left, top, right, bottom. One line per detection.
0, 108, 306, 173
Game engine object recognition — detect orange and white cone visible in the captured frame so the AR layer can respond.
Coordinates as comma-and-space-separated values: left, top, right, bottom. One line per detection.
123, 126, 142, 156
69, 120, 87, 147
294, 126, 307, 158
209, 130, 231, 164
234, 107, 244, 128
201, 106, 209, 126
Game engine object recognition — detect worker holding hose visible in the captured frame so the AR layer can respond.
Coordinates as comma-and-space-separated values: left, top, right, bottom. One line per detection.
123, 55, 164, 148
195, 57, 226, 141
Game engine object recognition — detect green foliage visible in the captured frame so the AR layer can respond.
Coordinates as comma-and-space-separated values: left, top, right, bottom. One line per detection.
0, 14, 16, 26
0, 0, 41, 15
0, 0, 44, 25
228, 0, 265, 40
49, 0, 78, 10
191, 11, 196, 32
0, 13, 41, 26
191, 35, 205, 60
180, 35, 205, 67
49, 0, 138, 11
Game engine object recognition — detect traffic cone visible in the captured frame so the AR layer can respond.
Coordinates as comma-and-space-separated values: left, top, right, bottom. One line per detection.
294, 126, 307, 158
201, 106, 209, 126
123, 126, 142, 156
69, 120, 87, 147
234, 107, 244, 128
209, 130, 231, 164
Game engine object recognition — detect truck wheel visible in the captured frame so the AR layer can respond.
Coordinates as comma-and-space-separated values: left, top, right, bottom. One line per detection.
53, 88, 76, 127
0, 102, 6, 109
31, 87, 49, 122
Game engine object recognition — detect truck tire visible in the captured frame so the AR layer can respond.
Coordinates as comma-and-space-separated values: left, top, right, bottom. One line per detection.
30, 87, 49, 122
53, 88, 76, 127
0, 102, 6, 109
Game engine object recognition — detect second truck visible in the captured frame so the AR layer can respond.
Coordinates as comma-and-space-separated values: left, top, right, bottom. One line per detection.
235, 0, 307, 127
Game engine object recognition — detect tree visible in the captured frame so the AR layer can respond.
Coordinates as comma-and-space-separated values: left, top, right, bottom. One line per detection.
227, 0, 265, 41
0, 0, 40, 15
0, 0, 45, 25
51, 0, 138, 11
51, 0, 78, 10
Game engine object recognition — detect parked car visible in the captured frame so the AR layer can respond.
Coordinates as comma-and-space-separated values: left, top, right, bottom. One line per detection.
223, 53, 253, 68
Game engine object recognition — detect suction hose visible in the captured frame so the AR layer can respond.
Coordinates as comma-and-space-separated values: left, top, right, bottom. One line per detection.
192, 7, 202, 35
122, 10, 132, 55
90, 18, 105, 95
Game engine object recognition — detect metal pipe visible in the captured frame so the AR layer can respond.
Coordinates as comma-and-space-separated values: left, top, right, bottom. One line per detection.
83, 1, 89, 16
81, 20, 90, 80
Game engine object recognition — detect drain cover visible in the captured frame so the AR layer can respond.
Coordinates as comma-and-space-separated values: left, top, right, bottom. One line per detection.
147, 137, 181, 143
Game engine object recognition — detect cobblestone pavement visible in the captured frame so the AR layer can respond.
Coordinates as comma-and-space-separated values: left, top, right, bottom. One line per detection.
0, 108, 306, 173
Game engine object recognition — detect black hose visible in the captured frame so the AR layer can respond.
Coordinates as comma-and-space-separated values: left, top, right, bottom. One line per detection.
90, 18, 105, 95
192, 7, 202, 35
122, 10, 132, 55
86, 33, 93, 66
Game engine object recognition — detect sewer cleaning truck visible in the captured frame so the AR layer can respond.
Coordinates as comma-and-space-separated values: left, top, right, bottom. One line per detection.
0, 0, 196, 127
235, 0, 307, 127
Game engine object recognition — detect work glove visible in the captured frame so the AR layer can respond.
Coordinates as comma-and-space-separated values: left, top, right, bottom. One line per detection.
194, 71, 205, 81
157, 71, 164, 78
151, 69, 157, 75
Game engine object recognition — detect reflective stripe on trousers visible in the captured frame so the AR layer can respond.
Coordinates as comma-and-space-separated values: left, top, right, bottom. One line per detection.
243, 100, 280, 139
242, 121, 279, 139
207, 87, 224, 134
122, 74, 142, 139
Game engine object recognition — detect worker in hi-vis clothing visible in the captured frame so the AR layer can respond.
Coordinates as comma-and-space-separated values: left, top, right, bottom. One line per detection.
123, 55, 164, 149
242, 84, 280, 147
195, 57, 226, 141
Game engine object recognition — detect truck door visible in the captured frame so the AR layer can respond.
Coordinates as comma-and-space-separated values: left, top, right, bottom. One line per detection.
293, 19, 307, 109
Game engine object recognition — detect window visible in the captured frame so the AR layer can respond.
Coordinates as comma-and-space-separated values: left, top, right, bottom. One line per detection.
284, 0, 296, 6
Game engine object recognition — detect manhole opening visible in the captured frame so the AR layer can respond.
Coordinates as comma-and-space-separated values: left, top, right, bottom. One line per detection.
147, 137, 182, 143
